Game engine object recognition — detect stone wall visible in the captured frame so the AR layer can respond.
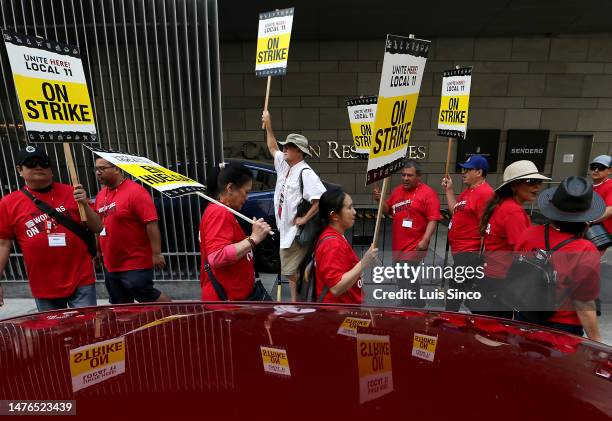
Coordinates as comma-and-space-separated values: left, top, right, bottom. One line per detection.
220, 34, 612, 205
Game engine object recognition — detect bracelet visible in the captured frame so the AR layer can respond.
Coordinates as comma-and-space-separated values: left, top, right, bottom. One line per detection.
246, 236, 257, 249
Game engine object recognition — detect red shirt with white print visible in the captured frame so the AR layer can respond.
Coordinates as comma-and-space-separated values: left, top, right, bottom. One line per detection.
0, 183, 94, 298
483, 197, 531, 279
448, 181, 494, 253
385, 183, 441, 261
199, 203, 254, 301
95, 179, 158, 272
593, 178, 612, 234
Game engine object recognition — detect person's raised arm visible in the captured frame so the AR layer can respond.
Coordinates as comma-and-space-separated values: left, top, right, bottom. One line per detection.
261, 110, 279, 157
329, 246, 378, 296
442, 177, 456, 213
73, 184, 103, 233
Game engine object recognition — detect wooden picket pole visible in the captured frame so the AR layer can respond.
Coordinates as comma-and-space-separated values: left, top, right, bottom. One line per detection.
63, 143, 87, 221
372, 177, 389, 247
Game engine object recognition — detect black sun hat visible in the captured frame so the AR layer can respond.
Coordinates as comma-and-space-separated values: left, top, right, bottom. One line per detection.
538, 176, 605, 223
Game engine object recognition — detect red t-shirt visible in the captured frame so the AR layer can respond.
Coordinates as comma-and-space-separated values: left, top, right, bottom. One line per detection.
199, 203, 254, 301
593, 178, 612, 234
448, 182, 494, 253
515, 225, 600, 326
0, 183, 95, 298
95, 179, 158, 272
386, 183, 441, 260
315, 226, 363, 304
483, 198, 531, 278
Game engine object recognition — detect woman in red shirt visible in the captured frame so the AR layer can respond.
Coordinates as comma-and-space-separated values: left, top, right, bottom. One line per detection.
200, 163, 272, 301
314, 189, 378, 304
515, 176, 603, 341
476, 160, 550, 318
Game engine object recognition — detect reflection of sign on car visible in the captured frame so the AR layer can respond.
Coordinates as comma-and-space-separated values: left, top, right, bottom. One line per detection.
356, 327, 393, 404
69, 337, 126, 392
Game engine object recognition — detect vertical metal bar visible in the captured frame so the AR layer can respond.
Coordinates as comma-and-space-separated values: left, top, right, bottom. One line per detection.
149, 0, 178, 279
109, 0, 130, 151
119, 0, 139, 154
208, 0, 223, 165
99, 0, 120, 150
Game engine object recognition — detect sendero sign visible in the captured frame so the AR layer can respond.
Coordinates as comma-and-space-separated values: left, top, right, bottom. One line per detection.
255, 8, 294, 77
366, 35, 430, 184
2, 30, 96, 142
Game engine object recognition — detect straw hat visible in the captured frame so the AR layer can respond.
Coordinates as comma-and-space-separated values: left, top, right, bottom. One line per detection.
496, 160, 551, 191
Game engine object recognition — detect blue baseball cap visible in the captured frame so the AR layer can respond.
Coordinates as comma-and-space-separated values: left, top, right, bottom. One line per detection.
459, 155, 489, 172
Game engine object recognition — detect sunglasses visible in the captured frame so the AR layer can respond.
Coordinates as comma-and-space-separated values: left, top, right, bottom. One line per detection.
522, 179, 543, 185
590, 164, 607, 171
22, 160, 51, 169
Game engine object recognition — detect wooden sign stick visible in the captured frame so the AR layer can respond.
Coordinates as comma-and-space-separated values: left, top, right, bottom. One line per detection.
63, 143, 87, 221
444, 137, 454, 179
372, 177, 389, 247
261, 75, 272, 129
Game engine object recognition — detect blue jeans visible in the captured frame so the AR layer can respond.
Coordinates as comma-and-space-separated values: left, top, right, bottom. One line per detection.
34, 283, 97, 312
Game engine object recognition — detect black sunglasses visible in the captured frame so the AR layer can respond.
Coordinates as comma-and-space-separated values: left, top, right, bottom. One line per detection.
590, 164, 607, 171
523, 178, 543, 185
22, 160, 51, 169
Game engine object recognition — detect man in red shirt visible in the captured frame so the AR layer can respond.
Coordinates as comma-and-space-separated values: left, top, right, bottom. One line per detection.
442, 155, 494, 311
374, 160, 441, 307
94, 157, 170, 304
515, 176, 603, 341
0, 146, 103, 310
589, 155, 612, 233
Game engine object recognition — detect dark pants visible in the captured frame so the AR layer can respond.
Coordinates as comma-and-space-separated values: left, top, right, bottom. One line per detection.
445, 252, 482, 312
470, 276, 514, 320
104, 268, 161, 304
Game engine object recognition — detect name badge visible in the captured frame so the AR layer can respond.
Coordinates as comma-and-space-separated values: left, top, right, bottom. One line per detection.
48, 233, 67, 247
100, 227, 107, 237
402, 219, 413, 228
448, 221, 452, 230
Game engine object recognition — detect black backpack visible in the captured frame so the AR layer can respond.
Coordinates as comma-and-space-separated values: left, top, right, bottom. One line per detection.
503, 225, 579, 323
297, 235, 335, 302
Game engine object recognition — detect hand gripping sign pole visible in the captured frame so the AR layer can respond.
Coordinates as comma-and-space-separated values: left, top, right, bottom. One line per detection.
256, 8, 294, 128
64, 143, 88, 221
367, 34, 430, 247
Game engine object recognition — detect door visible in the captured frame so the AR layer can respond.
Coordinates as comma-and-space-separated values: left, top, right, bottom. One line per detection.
551, 135, 593, 181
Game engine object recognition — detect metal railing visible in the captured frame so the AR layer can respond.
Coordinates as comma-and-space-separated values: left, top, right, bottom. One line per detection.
0, 0, 223, 283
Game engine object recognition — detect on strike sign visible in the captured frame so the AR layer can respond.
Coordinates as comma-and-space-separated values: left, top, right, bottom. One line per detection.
255, 8, 294, 77
356, 327, 393, 404
437, 67, 472, 139
346, 96, 377, 156
69, 337, 125, 392
2, 30, 96, 143
366, 35, 430, 184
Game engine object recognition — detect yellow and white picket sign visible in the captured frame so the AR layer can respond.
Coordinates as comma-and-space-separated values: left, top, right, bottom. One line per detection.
255, 8, 294, 77
356, 328, 393, 404
69, 337, 125, 392
437, 67, 472, 139
346, 96, 377, 156
2, 30, 96, 143
412, 333, 438, 362
366, 35, 430, 185
88, 147, 205, 198
260, 345, 291, 377
337, 317, 371, 338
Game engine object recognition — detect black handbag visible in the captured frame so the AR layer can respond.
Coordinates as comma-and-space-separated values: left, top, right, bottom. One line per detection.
295, 168, 318, 246
204, 260, 272, 301
21, 188, 97, 258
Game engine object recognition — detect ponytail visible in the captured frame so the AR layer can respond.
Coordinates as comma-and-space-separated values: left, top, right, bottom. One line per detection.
480, 185, 513, 236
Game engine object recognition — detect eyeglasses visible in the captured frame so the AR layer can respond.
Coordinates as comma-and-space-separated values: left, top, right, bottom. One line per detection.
94, 166, 114, 173
22, 160, 50, 169
460, 168, 476, 174
523, 179, 543, 185
590, 164, 607, 171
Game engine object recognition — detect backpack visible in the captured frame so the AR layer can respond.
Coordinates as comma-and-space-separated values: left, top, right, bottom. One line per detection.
297, 235, 335, 302
503, 225, 579, 323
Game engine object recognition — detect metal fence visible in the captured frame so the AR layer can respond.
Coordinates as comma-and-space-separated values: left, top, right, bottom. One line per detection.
0, 0, 223, 282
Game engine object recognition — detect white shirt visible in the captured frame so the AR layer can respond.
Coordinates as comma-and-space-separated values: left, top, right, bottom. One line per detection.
273, 150, 326, 248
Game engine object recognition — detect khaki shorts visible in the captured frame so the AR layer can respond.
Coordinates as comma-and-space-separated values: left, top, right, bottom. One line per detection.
280, 240, 309, 277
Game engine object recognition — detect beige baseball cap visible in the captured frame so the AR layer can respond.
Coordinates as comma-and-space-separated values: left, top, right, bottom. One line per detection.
278, 133, 311, 157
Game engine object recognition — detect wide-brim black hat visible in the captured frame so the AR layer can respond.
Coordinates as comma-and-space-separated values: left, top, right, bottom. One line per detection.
538, 176, 605, 223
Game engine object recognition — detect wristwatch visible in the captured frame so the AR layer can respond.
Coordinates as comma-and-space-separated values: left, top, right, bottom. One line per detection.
246, 236, 257, 249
